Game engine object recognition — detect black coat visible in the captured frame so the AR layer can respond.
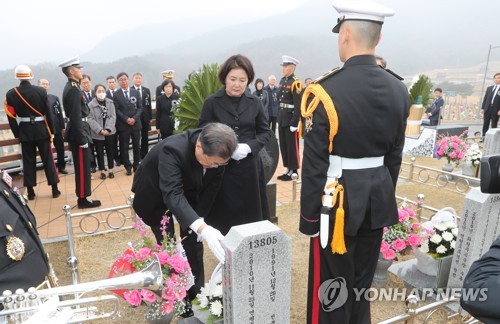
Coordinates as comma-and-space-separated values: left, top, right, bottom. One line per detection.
461, 235, 500, 323
264, 84, 279, 118
48, 93, 65, 134
62, 79, 92, 145
156, 93, 179, 136
300, 55, 410, 236
5, 81, 55, 142
482, 84, 500, 113
113, 87, 143, 132
0, 171, 49, 291
133, 86, 152, 129
131, 129, 223, 229
198, 88, 272, 234
428, 96, 444, 123
156, 84, 181, 99
278, 73, 302, 127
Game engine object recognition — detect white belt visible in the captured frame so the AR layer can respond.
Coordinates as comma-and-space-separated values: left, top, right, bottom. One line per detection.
406, 120, 422, 125
16, 116, 45, 124
341, 156, 384, 170
67, 117, 88, 122
280, 103, 294, 109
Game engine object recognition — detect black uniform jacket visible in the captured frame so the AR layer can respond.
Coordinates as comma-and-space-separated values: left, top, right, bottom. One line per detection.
62, 79, 92, 146
48, 94, 65, 134
135, 86, 152, 129
113, 87, 143, 132
461, 235, 500, 323
278, 73, 302, 127
156, 93, 179, 136
131, 129, 224, 229
5, 81, 54, 142
0, 172, 49, 291
300, 55, 410, 236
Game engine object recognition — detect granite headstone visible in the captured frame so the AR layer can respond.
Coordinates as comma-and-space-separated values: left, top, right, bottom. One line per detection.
483, 128, 500, 157
448, 187, 500, 288
221, 221, 292, 324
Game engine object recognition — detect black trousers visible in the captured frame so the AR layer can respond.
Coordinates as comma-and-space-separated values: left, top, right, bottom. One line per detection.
89, 143, 97, 169
306, 215, 383, 324
119, 129, 141, 169
269, 116, 277, 133
482, 108, 499, 136
21, 139, 59, 187
69, 142, 92, 198
278, 126, 300, 170
94, 135, 115, 171
113, 130, 121, 163
53, 132, 66, 171
140, 124, 150, 159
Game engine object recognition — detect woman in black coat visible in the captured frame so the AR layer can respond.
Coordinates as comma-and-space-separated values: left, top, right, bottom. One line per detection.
155, 79, 179, 139
198, 54, 272, 235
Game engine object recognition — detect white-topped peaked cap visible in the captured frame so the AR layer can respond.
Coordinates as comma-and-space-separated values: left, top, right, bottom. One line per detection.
280, 55, 300, 66
331, 0, 395, 33
58, 56, 83, 68
15, 65, 33, 80
161, 70, 175, 78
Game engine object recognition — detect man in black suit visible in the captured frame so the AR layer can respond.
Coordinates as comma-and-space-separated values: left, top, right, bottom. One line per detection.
113, 72, 143, 175
4, 65, 60, 200
426, 88, 444, 126
132, 72, 152, 159
264, 74, 279, 133
106, 76, 117, 99
106, 75, 121, 165
38, 78, 67, 174
132, 123, 237, 310
299, 1, 409, 323
481, 72, 500, 136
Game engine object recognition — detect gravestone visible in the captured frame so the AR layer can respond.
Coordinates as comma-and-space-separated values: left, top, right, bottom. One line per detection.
483, 128, 500, 156
259, 135, 279, 223
448, 187, 500, 288
221, 220, 292, 324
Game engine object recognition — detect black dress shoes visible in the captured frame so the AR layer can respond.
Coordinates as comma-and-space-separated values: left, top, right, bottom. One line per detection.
280, 172, 299, 181
52, 189, 61, 198
77, 198, 102, 209
27, 187, 36, 200
277, 173, 288, 180
125, 168, 132, 176
58, 169, 69, 174
108, 172, 114, 179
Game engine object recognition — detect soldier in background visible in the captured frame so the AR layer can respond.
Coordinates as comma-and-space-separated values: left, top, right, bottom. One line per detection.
58, 56, 101, 209
38, 78, 68, 174
277, 55, 302, 181
4, 65, 60, 200
155, 70, 181, 99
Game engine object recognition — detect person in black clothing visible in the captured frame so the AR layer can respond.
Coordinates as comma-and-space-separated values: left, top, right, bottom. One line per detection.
132, 73, 152, 159
263, 74, 279, 133
481, 72, 500, 136
4, 65, 60, 200
58, 56, 101, 209
156, 79, 179, 139
253, 78, 269, 121
155, 70, 181, 99
106, 76, 121, 166
38, 78, 67, 174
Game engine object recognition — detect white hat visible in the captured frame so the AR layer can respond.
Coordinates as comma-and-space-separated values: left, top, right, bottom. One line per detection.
58, 56, 83, 68
161, 70, 175, 78
15, 65, 33, 80
280, 55, 299, 66
331, 0, 395, 33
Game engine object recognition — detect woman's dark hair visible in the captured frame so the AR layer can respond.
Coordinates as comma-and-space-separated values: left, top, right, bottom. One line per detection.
198, 123, 238, 160
94, 84, 106, 93
218, 54, 255, 85
161, 79, 176, 93
254, 78, 264, 89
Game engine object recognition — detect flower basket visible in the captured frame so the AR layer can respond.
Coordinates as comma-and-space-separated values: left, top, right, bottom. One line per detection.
433, 131, 468, 166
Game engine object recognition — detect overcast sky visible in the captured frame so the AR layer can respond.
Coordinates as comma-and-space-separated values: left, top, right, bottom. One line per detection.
0, 0, 307, 70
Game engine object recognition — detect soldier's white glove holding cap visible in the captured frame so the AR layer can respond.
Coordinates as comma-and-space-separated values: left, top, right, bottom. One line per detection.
190, 219, 225, 264
290, 126, 298, 133
231, 143, 251, 161
80, 143, 88, 149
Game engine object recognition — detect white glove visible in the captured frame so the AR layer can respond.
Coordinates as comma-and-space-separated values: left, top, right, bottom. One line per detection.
199, 225, 225, 264
290, 126, 298, 132
231, 143, 251, 161
79, 143, 88, 148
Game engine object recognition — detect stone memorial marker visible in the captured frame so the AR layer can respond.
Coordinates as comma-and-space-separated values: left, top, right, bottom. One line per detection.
448, 187, 500, 288
483, 128, 500, 157
221, 220, 292, 324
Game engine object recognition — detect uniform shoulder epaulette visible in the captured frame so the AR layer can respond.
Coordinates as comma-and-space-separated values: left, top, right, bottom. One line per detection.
312, 67, 342, 84
383, 68, 404, 81
71, 81, 78, 87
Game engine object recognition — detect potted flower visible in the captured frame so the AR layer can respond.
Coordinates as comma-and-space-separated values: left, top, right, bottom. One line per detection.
461, 143, 482, 177
109, 216, 193, 322
433, 131, 469, 172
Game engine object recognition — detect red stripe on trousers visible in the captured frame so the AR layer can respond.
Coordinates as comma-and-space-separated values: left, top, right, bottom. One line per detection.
78, 146, 84, 198
294, 132, 300, 169
311, 237, 321, 324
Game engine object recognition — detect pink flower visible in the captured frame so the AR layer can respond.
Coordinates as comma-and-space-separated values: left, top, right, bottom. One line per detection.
407, 234, 422, 247
398, 210, 409, 222
392, 239, 407, 252
380, 240, 390, 252
449, 152, 457, 159
124, 289, 142, 306
405, 208, 415, 218
411, 223, 420, 230
160, 300, 174, 315
156, 251, 170, 265
141, 289, 157, 303
382, 248, 397, 260
167, 254, 189, 274
162, 286, 177, 302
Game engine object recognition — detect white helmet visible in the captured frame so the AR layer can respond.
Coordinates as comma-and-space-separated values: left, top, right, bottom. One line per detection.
15, 65, 33, 80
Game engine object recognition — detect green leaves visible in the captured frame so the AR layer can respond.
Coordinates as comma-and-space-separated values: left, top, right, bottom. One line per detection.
173, 64, 222, 132
409, 74, 433, 106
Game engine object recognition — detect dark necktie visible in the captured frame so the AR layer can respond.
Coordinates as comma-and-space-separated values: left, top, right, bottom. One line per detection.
124, 90, 129, 101
87, 92, 92, 102
136, 87, 142, 100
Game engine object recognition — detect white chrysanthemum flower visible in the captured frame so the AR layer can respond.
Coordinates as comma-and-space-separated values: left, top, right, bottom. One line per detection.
444, 221, 456, 229
442, 232, 454, 242
451, 228, 458, 236
198, 294, 209, 309
451, 240, 456, 249
434, 222, 447, 231
420, 243, 429, 253
212, 284, 223, 298
210, 300, 223, 317
436, 245, 447, 254
214, 274, 223, 285
430, 234, 443, 244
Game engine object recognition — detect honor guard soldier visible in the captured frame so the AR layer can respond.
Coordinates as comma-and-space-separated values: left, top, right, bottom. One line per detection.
58, 56, 101, 209
4, 65, 60, 201
277, 55, 302, 181
155, 70, 181, 99
299, 1, 409, 323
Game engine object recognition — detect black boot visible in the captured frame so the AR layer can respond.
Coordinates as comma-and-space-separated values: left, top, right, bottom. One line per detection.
179, 297, 194, 318
27, 186, 36, 200
52, 184, 61, 198
77, 197, 102, 209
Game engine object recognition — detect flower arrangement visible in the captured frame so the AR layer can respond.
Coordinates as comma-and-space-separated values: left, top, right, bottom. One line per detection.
109, 216, 193, 321
433, 131, 469, 165
463, 143, 482, 168
380, 206, 422, 261
194, 265, 224, 323
418, 220, 458, 259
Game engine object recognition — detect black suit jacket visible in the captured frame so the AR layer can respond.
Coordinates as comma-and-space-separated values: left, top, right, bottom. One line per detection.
133, 86, 152, 127
481, 85, 500, 112
47, 93, 65, 134
106, 89, 115, 100
82, 90, 94, 104
131, 129, 223, 228
113, 87, 143, 132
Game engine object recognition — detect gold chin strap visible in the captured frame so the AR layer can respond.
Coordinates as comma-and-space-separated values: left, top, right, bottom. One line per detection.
301, 83, 346, 254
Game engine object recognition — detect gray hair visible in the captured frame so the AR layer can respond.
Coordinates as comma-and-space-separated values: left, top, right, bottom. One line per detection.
344, 21, 382, 49
198, 123, 238, 159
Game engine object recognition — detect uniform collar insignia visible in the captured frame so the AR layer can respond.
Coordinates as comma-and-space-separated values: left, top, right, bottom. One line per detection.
1, 171, 12, 188
7, 236, 25, 261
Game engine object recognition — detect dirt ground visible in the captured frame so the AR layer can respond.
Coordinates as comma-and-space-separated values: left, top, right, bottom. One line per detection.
42, 156, 470, 323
